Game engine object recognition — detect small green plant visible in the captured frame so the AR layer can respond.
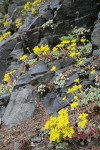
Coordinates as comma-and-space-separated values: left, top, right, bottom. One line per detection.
77, 42, 92, 55
79, 82, 100, 106
0, 81, 16, 95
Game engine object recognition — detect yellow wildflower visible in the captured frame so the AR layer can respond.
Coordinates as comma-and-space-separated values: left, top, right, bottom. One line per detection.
53, 47, 58, 52
50, 66, 56, 72
3, 73, 10, 82
78, 120, 88, 129
81, 38, 86, 43
78, 113, 88, 120
71, 43, 76, 47
70, 102, 79, 108
20, 55, 28, 61
12, 70, 16, 73
61, 40, 70, 44
91, 70, 95, 75
71, 39, 77, 43
32, 8, 37, 15
79, 60, 83, 65
24, 2, 31, 11
3, 19, 9, 28
67, 84, 82, 94
0, 36, 4, 42
78, 113, 88, 129
44, 108, 74, 143
74, 95, 78, 100
15, 19, 22, 28
33, 46, 41, 55
62, 96, 67, 101
3, 32, 11, 39
74, 78, 79, 83
70, 52, 80, 58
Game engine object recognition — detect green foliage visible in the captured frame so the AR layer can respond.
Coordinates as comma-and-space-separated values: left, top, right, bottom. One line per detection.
77, 42, 92, 55
59, 34, 75, 41
79, 82, 100, 106
55, 142, 68, 150
0, 83, 13, 95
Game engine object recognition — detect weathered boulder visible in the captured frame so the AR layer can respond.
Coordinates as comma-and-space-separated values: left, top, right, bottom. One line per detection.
0, 35, 17, 82
54, 0, 98, 27
2, 85, 36, 127
91, 12, 100, 48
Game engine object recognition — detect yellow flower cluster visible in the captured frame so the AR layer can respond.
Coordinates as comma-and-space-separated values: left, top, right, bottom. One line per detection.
44, 108, 74, 143
91, 70, 95, 75
70, 101, 79, 108
80, 38, 86, 43
3, 19, 9, 28
15, 19, 23, 28
23, 0, 42, 15
78, 113, 88, 129
20, 55, 28, 61
0, 31, 11, 42
33, 45, 50, 55
70, 52, 80, 58
32, 0, 42, 7
3, 70, 16, 82
24, 1, 31, 11
67, 84, 82, 94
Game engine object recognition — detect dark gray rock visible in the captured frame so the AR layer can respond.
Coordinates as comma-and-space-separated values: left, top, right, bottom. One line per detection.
0, 35, 17, 82
11, 6, 23, 21
65, 72, 79, 88
8, 3, 17, 16
2, 85, 36, 127
89, 73, 96, 81
81, 81, 91, 89
91, 21, 100, 48
41, 10, 53, 21
48, 58, 75, 70
32, 137, 42, 143
53, 20, 73, 34
49, 0, 62, 10
54, 0, 98, 27
22, 31, 40, 49
15, 74, 39, 88
92, 24, 100, 46
9, 49, 24, 61
93, 49, 100, 56
12, 0, 30, 6
83, 57, 93, 66
0, 106, 6, 118
0, 93, 10, 107
28, 61, 49, 76
23, 15, 46, 31
14, 41, 23, 50
41, 92, 62, 114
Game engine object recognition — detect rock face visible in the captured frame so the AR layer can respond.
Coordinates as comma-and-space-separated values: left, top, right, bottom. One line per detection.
20, 0, 99, 48
0, 35, 17, 82
2, 85, 36, 127
0, 0, 100, 127
54, 0, 98, 26
91, 12, 100, 48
